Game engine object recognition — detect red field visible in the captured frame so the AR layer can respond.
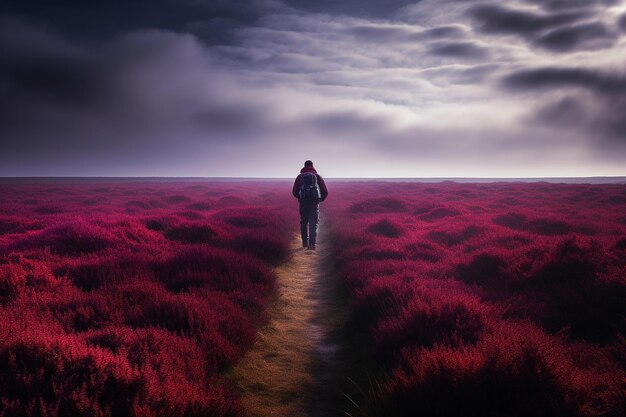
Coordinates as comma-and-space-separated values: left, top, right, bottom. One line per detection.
0, 180, 624, 417
325, 181, 625, 417
0, 182, 296, 416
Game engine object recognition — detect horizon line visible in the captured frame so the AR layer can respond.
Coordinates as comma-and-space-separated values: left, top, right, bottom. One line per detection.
1, 176, 625, 184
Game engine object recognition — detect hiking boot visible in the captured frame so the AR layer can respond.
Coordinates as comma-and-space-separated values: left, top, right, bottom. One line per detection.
302, 241, 308, 248
307, 244, 316, 250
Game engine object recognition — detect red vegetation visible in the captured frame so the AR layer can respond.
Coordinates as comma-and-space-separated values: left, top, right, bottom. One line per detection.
326, 182, 626, 417
367, 218, 405, 238
0, 181, 296, 416
350, 197, 408, 213
1, 179, 624, 416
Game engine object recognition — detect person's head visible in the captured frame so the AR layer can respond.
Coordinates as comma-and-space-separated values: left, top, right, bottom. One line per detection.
304, 160, 313, 167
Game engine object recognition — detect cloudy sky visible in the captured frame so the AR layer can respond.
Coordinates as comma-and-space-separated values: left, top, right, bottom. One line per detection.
1, 0, 625, 177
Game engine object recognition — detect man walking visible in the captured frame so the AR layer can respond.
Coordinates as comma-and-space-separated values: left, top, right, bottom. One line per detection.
292, 160, 328, 250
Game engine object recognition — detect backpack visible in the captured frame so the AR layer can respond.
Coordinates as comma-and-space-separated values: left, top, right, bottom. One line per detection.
299, 172, 321, 202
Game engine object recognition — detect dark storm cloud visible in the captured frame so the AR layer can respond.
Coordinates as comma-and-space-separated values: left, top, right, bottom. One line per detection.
525, 0, 619, 11
185, 17, 246, 45
427, 41, 489, 59
468, 3, 621, 51
0, 20, 93, 112
535, 21, 616, 51
502, 67, 626, 96
0, 17, 273, 157
0, 18, 105, 133
503, 67, 626, 141
468, 4, 589, 35
284, 0, 420, 18
1, 0, 277, 39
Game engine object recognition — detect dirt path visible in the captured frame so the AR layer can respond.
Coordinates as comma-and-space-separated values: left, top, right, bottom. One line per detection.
230, 235, 343, 417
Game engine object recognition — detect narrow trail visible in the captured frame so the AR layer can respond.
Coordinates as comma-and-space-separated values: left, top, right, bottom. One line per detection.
230, 234, 344, 417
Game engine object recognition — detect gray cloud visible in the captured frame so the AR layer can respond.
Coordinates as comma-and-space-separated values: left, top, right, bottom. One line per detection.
346, 24, 419, 43
502, 67, 626, 96
422, 25, 468, 39
468, 3, 622, 52
444, 63, 501, 85
502, 67, 626, 141
468, 4, 589, 35
346, 23, 469, 45
525, 0, 619, 11
535, 94, 626, 141
536, 95, 586, 126
533, 94, 626, 143
301, 109, 393, 135
427, 40, 490, 59
535, 21, 617, 51
619, 13, 626, 32
283, 0, 421, 18
0, 24, 84, 114
1, 0, 624, 177
0, 18, 277, 164
1, 0, 279, 38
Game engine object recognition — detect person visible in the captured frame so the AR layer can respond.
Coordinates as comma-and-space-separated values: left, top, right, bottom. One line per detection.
292, 160, 328, 250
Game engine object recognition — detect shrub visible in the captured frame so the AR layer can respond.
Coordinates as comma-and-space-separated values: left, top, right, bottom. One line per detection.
143, 215, 180, 231
162, 195, 193, 204
493, 212, 527, 229
350, 197, 408, 213
377, 324, 579, 417
0, 259, 61, 307
217, 196, 247, 207
427, 225, 481, 246
56, 257, 140, 291
126, 200, 152, 210
367, 218, 405, 238
403, 241, 440, 262
222, 209, 274, 228
231, 232, 290, 265
0, 217, 26, 235
530, 237, 598, 288
33, 204, 65, 214
11, 222, 116, 256
456, 252, 508, 287
0, 263, 28, 304
186, 201, 212, 211
419, 206, 460, 221
155, 246, 274, 294
372, 290, 488, 359
165, 222, 219, 244
526, 218, 572, 235
0, 327, 141, 417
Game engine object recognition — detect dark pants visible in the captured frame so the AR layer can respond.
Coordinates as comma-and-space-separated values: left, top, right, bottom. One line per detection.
299, 201, 319, 246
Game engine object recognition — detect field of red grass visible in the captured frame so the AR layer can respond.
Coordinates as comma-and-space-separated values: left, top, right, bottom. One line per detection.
0, 182, 296, 416
325, 182, 625, 417
1, 180, 624, 417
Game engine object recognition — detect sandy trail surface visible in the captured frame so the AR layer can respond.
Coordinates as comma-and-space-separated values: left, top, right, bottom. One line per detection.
230, 235, 343, 417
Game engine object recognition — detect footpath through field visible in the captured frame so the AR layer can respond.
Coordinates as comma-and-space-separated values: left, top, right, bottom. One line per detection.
230, 235, 344, 417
